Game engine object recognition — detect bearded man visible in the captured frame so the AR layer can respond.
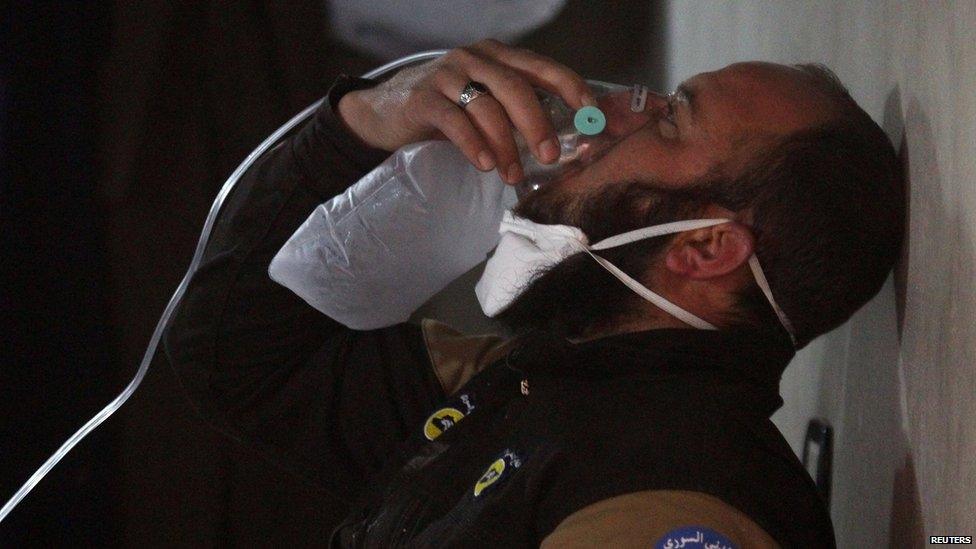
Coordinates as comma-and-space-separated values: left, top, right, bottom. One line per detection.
166, 40, 902, 548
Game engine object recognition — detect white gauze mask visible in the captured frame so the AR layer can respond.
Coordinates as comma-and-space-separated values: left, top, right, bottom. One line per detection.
475, 211, 796, 344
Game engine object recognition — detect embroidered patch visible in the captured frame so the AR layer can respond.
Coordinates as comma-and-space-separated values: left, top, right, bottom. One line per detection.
473, 458, 505, 497
423, 407, 465, 441
473, 449, 522, 497
654, 526, 738, 549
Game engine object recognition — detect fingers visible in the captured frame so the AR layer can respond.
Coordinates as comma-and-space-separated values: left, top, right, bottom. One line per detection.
472, 39, 596, 110
464, 96, 523, 182
448, 48, 559, 167
388, 41, 592, 181
413, 90, 496, 173
432, 69, 522, 182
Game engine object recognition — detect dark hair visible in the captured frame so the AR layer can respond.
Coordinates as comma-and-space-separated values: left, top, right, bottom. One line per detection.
720, 65, 904, 348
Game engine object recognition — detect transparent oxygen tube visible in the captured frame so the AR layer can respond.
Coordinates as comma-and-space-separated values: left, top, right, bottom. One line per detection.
514, 81, 649, 198
0, 49, 450, 525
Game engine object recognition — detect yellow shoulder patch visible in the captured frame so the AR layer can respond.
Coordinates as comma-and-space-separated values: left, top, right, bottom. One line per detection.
473, 458, 506, 496
423, 407, 465, 441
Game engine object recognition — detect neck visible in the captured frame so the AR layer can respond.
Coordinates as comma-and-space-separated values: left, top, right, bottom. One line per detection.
575, 305, 689, 342
575, 273, 743, 342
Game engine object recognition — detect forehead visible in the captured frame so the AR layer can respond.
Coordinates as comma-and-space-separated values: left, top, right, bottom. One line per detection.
684, 61, 834, 140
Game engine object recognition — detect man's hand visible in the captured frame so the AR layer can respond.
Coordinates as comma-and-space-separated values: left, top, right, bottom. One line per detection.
337, 40, 595, 184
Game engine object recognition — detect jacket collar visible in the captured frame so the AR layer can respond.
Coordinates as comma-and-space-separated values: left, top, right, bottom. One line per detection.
507, 327, 795, 415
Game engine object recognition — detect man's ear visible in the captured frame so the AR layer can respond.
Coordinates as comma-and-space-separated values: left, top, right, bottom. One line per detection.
664, 221, 755, 280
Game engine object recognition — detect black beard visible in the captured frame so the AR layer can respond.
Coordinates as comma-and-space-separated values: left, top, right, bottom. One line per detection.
496, 180, 712, 339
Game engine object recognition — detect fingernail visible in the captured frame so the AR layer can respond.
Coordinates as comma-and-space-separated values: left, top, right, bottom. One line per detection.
581, 93, 598, 107
538, 138, 560, 164
506, 162, 523, 183
478, 150, 495, 171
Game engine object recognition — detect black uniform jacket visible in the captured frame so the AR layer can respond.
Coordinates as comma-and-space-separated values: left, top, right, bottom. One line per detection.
164, 77, 836, 548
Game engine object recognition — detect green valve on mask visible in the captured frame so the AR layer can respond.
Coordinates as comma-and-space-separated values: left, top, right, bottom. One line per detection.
574, 105, 606, 135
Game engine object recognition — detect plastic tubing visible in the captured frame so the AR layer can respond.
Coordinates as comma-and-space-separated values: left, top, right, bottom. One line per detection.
0, 49, 448, 524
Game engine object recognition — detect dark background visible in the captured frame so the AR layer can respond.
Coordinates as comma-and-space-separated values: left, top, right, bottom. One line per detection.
2, 1, 661, 545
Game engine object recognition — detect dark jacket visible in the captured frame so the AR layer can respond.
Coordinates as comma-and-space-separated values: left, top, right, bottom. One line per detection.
164, 76, 835, 548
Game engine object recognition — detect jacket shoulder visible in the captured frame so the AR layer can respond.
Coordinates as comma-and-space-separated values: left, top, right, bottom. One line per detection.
541, 490, 780, 549
536, 375, 835, 548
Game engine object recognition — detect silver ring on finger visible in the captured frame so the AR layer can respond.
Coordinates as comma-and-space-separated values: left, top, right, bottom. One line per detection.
457, 81, 491, 109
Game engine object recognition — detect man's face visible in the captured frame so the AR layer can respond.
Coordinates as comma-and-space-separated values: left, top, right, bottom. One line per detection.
519, 62, 834, 223
501, 62, 836, 337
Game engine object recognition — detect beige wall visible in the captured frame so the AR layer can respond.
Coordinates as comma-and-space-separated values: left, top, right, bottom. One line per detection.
658, 1, 975, 545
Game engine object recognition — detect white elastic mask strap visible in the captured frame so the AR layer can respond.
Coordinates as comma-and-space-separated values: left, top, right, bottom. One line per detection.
748, 255, 797, 345
582, 248, 717, 330
590, 218, 732, 251
589, 218, 796, 342
586, 218, 732, 331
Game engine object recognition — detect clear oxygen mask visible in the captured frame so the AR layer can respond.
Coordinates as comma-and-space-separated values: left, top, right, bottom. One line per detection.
514, 80, 650, 198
